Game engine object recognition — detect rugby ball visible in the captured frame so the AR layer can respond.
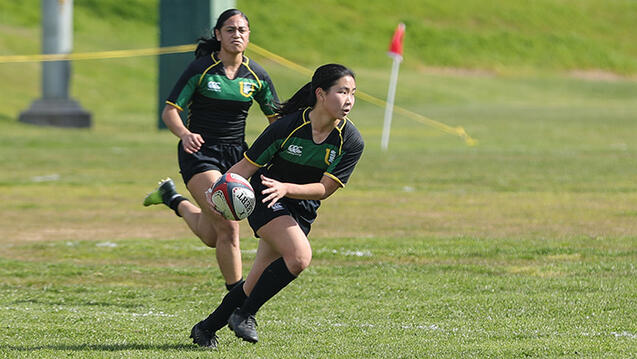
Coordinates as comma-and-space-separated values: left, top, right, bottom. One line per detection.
206, 173, 255, 220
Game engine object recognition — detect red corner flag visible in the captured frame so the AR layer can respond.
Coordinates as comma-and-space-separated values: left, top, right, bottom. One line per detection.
388, 23, 406, 60
382, 23, 406, 151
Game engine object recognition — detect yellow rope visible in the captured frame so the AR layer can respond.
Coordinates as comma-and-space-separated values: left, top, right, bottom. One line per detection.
248, 44, 477, 146
247, 44, 313, 77
0, 44, 195, 62
0, 43, 477, 145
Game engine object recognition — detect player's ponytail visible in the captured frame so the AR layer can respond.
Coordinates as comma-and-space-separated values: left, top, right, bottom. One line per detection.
278, 64, 355, 116
278, 82, 313, 116
194, 37, 219, 58
194, 9, 249, 58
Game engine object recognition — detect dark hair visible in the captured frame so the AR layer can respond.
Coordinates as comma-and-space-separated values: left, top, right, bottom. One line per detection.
194, 9, 250, 58
279, 64, 356, 116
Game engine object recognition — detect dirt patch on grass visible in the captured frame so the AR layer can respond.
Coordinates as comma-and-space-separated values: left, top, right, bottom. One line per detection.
569, 69, 637, 82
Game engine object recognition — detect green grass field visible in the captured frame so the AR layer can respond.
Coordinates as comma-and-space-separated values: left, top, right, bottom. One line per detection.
1, 1, 636, 358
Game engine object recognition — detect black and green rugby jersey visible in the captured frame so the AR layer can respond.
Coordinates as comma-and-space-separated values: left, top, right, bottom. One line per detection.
244, 108, 364, 187
166, 53, 279, 143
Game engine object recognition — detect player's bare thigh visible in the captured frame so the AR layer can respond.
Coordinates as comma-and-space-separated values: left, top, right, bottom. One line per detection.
187, 170, 239, 236
243, 215, 312, 294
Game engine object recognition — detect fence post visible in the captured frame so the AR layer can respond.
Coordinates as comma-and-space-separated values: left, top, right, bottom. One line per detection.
158, 0, 236, 129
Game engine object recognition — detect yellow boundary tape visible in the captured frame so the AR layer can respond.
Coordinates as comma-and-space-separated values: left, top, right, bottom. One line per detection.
0, 44, 195, 62
0, 43, 476, 145
248, 44, 476, 146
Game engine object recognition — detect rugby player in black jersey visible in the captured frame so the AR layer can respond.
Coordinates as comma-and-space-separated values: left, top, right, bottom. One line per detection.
189, 64, 364, 348
143, 9, 279, 304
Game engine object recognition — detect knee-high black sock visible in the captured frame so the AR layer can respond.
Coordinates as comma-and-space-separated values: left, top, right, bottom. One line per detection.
240, 257, 297, 316
168, 196, 187, 217
200, 280, 247, 332
226, 278, 244, 291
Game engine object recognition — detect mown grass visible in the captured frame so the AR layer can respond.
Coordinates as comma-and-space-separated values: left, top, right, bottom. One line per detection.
1, 1, 637, 358
1, 236, 635, 358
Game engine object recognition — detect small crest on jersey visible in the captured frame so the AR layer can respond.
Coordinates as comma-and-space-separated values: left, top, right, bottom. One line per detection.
207, 81, 221, 92
239, 81, 256, 97
324, 148, 336, 165
287, 144, 303, 156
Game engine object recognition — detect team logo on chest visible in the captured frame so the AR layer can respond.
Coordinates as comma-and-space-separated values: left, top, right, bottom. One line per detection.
207, 81, 221, 92
286, 144, 303, 156
239, 81, 256, 97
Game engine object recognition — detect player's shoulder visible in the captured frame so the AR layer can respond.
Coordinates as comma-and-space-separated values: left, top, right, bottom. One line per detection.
339, 117, 364, 150
272, 109, 306, 129
187, 54, 220, 73
242, 56, 271, 78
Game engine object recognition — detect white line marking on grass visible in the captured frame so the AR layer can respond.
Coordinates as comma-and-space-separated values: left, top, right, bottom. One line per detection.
286, 320, 447, 332
610, 143, 628, 151
96, 241, 117, 248
342, 250, 372, 257
402, 324, 445, 332
31, 174, 60, 182
315, 248, 373, 257
130, 310, 174, 317
611, 331, 636, 339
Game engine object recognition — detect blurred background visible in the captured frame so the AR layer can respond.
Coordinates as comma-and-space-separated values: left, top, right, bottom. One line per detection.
1, 0, 635, 242
0, 1, 636, 357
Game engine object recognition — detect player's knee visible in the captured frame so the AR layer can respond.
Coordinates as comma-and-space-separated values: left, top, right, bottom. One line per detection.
214, 219, 237, 236
285, 253, 312, 275
215, 232, 240, 248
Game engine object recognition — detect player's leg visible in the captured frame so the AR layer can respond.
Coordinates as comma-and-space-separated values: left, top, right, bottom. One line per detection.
184, 170, 243, 287
244, 216, 311, 293
142, 177, 187, 211
228, 216, 311, 343
192, 237, 281, 347
177, 170, 221, 246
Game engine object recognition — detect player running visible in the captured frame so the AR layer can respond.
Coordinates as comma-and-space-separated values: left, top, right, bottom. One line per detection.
190, 63, 364, 348
143, 9, 279, 293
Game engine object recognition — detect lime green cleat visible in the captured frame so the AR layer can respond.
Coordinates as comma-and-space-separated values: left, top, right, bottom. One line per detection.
143, 178, 179, 207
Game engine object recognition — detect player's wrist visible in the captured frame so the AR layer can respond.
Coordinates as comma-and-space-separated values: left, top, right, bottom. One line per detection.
177, 130, 192, 139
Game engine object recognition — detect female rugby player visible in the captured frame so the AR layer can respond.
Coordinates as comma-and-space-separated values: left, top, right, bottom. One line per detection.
143, 9, 279, 292
189, 64, 364, 348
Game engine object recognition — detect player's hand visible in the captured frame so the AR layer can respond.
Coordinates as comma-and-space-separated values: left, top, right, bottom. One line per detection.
181, 132, 205, 154
260, 175, 287, 208
204, 187, 225, 217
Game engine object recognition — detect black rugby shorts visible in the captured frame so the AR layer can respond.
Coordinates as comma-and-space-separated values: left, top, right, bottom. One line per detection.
178, 141, 248, 185
248, 173, 320, 238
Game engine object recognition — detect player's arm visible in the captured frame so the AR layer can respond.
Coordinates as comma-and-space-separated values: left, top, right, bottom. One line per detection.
161, 105, 204, 154
227, 158, 259, 182
260, 174, 341, 208
161, 104, 188, 137
163, 60, 203, 153
254, 73, 280, 124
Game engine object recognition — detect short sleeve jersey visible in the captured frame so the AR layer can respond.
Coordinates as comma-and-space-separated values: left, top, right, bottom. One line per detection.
244, 108, 364, 187
166, 53, 279, 143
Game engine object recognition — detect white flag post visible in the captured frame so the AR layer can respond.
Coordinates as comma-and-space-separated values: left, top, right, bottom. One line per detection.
381, 23, 405, 151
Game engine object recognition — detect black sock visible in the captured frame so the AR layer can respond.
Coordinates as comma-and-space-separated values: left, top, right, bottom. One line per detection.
240, 257, 297, 316
226, 278, 244, 291
200, 281, 247, 333
168, 196, 187, 217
